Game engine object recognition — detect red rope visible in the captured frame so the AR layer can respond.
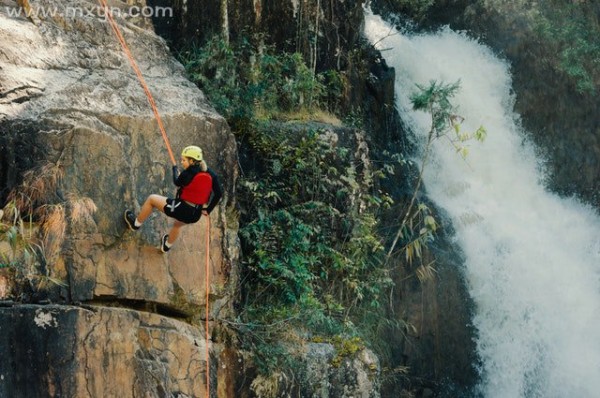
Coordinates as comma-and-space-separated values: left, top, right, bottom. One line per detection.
97, 0, 176, 166
205, 216, 211, 396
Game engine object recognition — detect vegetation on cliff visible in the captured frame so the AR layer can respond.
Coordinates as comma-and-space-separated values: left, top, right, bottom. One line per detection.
533, 1, 599, 95
0, 161, 95, 301
179, 31, 484, 395
180, 36, 397, 375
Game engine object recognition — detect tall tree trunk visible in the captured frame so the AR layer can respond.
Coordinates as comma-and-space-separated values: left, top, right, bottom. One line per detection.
221, 0, 229, 44
313, 0, 320, 76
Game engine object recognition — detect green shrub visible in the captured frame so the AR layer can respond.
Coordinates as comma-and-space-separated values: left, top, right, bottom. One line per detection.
533, 2, 599, 95
235, 124, 393, 374
179, 36, 337, 123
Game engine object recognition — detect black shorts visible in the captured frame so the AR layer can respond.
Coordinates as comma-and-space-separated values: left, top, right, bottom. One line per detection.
164, 198, 202, 224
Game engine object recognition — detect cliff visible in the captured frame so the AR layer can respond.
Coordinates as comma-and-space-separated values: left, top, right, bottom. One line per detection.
0, 0, 239, 312
0, 0, 381, 396
0, 0, 239, 395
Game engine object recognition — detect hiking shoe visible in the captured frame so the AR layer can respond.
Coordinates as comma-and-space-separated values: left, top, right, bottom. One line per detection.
124, 210, 139, 231
161, 234, 171, 253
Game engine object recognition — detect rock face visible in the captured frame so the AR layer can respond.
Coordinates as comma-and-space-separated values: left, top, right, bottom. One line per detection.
0, 1, 380, 396
0, 0, 241, 395
386, 241, 478, 397
299, 343, 380, 398
0, 304, 226, 397
249, 342, 380, 398
151, 0, 366, 71
0, 0, 237, 310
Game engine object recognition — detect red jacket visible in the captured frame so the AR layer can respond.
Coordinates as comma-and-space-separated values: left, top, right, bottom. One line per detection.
175, 166, 213, 205
179, 172, 212, 205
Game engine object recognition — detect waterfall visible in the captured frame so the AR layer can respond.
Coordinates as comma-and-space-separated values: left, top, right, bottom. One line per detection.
364, 9, 600, 398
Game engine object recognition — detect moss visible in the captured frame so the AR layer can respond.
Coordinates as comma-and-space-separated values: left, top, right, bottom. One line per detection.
168, 282, 202, 324
224, 205, 239, 230
312, 335, 365, 368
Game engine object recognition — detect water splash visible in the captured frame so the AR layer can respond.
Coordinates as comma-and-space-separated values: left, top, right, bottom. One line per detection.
364, 9, 600, 398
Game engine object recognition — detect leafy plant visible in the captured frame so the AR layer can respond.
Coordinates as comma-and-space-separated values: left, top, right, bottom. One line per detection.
234, 123, 393, 375
385, 80, 486, 264
1, 206, 52, 295
533, 1, 599, 95
181, 32, 480, 388
179, 35, 343, 125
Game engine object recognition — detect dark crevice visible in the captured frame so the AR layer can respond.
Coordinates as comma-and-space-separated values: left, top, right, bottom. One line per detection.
83, 296, 193, 321
0, 297, 196, 323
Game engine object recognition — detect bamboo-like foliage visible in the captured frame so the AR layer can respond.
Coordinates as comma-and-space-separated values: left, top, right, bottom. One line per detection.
35, 204, 65, 265
5, 162, 64, 216
385, 80, 486, 270
67, 194, 98, 224
1, 161, 97, 294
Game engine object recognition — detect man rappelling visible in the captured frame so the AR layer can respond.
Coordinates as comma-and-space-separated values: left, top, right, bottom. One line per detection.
124, 145, 222, 252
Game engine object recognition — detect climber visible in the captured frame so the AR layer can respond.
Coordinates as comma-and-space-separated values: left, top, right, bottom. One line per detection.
124, 145, 222, 252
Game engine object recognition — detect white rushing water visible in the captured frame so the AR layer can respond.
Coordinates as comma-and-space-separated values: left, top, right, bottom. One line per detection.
364, 9, 600, 398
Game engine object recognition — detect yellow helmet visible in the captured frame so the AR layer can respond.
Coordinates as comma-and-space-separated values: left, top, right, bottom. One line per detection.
181, 145, 203, 161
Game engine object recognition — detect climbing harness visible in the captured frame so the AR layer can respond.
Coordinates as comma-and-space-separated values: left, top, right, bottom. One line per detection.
166, 201, 180, 212
97, 2, 212, 395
